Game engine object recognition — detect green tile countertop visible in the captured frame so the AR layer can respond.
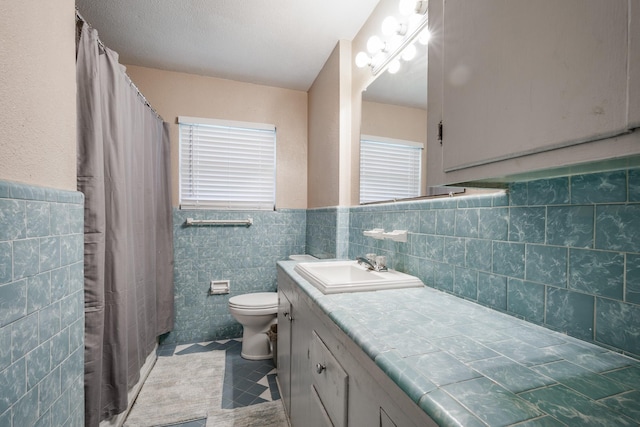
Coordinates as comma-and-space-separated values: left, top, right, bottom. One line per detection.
278, 260, 640, 427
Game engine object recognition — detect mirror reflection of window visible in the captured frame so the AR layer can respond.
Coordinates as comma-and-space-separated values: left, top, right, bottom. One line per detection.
360, 135, 422, 204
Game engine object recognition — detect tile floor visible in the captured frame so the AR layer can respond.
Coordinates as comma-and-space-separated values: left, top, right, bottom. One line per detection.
154, 339, 281, 426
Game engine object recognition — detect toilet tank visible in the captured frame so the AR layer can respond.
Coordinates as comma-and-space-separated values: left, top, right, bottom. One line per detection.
289, 254, 318, 262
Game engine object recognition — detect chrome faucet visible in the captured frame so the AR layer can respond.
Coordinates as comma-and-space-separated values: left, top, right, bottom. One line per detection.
356, 255, 388, 272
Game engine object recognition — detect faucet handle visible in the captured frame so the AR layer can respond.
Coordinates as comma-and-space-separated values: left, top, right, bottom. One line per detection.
366, 253, 377, 263
375, 255, 387, 270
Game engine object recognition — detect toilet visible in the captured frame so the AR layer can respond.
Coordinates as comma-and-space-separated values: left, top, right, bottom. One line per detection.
229, 292, 278, 360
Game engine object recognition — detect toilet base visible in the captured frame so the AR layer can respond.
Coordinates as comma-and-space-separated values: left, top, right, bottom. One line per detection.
241, 350, 272, 361
239, 318, 276, 360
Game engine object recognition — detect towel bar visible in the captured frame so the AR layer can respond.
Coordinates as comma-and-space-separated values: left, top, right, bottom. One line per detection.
185, 218, 253, 227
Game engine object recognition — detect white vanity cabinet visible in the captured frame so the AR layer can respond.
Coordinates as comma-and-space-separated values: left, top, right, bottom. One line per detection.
427, 0, 640, 186
277, 266, 437, 427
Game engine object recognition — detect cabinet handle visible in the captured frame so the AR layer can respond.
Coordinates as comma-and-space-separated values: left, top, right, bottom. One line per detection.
283, 312, 293, 321
316, 363, 326, 374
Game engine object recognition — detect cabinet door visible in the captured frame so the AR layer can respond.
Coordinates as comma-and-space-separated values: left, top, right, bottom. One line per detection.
277, 291, 292, 415
440, 0, 630, 172
290, 300, 313, 427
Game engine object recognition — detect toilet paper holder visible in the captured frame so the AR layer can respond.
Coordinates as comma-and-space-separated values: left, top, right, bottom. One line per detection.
210, 280, 230, 295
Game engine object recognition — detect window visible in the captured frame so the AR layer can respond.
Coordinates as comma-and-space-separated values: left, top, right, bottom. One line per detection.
360, 135, 422, 204
179, 116, 276, 210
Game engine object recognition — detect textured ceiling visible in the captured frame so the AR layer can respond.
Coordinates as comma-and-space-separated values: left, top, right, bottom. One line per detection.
75, 0, 381, 91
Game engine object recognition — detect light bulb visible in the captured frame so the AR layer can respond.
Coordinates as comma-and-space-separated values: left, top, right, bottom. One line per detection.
399, 0, 417, 16
418, 28, 431, 45
386, 36, 402, 54
382, 16, 406, 36
367, 35, 385, 54
371, 53, 385, 69
415, 0, 428, 15
355, 52, 371, 68
387, 59, 401, 74
407, 14, 423, 33
401, 44, 417, 61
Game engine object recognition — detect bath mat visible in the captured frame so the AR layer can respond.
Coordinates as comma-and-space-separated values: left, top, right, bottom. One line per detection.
206, 400, 288, 427
124, 351, 226, 426
124, 347, 288, 427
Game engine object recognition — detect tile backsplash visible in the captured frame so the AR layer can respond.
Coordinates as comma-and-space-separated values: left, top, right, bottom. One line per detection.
341, 169, 640, 359
0, 180, 85, 427
306, 207, 349, 259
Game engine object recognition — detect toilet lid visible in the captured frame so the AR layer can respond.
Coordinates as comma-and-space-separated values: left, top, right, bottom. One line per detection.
229, 292, 278, 309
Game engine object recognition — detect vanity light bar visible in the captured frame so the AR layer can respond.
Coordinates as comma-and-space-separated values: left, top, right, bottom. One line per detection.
371, 16, 429, 76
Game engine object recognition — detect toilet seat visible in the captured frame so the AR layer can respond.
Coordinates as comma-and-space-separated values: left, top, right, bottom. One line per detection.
229, 292, 278, 312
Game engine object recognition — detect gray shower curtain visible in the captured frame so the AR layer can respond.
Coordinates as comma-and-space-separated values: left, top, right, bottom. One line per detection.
76, 23, 174, 426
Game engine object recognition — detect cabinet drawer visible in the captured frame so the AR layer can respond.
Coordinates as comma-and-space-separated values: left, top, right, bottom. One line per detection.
310, 331, 348, 427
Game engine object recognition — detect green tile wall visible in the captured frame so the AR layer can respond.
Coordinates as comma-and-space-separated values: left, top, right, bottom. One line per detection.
167, 208, 306, 344
306, 207, 350, 260
0, 180, 84, 427
343, 170, 640, 359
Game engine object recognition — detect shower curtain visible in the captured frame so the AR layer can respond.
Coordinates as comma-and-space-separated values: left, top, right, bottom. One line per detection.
76, 22, 174, 426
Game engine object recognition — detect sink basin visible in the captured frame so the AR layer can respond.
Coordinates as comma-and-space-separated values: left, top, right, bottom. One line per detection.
293, 260, 424, 294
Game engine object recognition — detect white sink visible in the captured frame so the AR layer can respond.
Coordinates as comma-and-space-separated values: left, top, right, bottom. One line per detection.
293, 260, 424, 294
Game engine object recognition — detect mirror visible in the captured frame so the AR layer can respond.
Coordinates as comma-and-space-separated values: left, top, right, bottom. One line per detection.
362, 43, 427, 112
360, 41, 463, 202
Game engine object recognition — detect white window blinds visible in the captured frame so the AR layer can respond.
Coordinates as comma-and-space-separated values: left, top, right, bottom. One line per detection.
360, 135, 422, 204
179, 116, 276, 210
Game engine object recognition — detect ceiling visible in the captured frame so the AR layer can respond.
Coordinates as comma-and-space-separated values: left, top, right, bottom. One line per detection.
75, 0, 381, 91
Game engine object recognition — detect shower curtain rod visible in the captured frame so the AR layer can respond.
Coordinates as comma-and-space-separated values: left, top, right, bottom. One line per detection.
75, 9, 164, 122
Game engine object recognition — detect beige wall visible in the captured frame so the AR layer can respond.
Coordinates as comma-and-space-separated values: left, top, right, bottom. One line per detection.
307, 43, 343, 208
0, 1, 77, 190
338, 41, 354, 207
361, 101, 427, 143
125, 65, 308, 209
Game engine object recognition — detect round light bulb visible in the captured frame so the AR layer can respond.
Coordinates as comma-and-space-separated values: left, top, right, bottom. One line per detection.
399, 0, 417, 16
355, 51, 371, 68
401, 44, 417, 61
407, 14, 423, 33
415, 1, 428, 15
367, 35, 385, 54
386, 36, 402, 54
371, 53, 385, 69
387, 59, 401, 74
418, 28, 431, 45
382, 16, 405, 36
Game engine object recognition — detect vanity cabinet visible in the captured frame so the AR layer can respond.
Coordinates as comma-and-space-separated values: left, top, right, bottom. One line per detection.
277, 266, 437, 427
427, 0, 640, 186
277, 269, 313, 427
